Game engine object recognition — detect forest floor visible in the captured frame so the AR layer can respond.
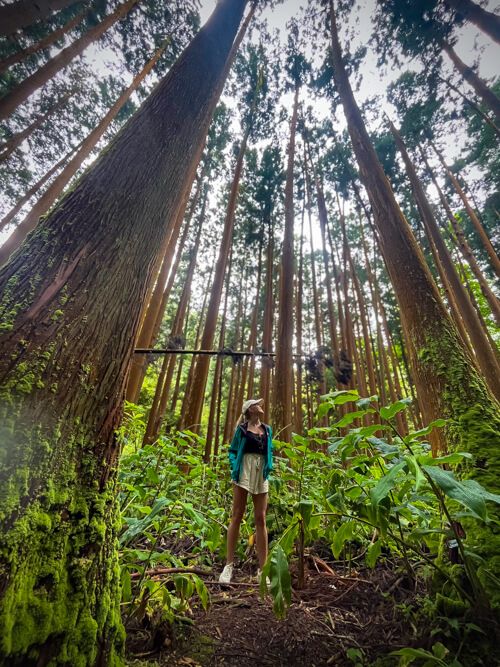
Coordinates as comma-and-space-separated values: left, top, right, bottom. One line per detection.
126, 555, 425, 666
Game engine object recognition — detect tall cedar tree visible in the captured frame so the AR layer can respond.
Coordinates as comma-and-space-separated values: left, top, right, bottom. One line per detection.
0, 0, 248, 662
329, 0, 500, 597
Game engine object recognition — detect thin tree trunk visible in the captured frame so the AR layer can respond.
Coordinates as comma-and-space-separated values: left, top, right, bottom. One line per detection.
0, 4, 91, 73
438, 75, 500, 136
0, 91, 74, 162
329, 2, 500, 594
126, 182, 204, 402
0, 140, 79, 232
205, 253, 233, 461
445, 0, 500, 44
143, 212, 205, 444
180, 121, 252, 430
178, 258, 216, 430
295, 207, 305, 434
0, 0, 81, 36
430, 142, 500, 280
0, 0, 141, 120
272, 85, 299, 442
420, 147, 500, 325
390, 121, 500, 398
441, 41, 500, 120
0, 41, 166, 266
0, 0, 249, 661
259, 218, 274, 415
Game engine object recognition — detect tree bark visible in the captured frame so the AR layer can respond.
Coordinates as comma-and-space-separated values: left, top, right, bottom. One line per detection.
180, 123, 251, 431
126, 181, 204, 403
0, 4, 90, 73
0, 41, 166, 267
0, 0, 248, 662
431, 140, 500, 279
420, 147, 500, 325
441, 41, 500, 121
330, 1, 500, 595
259, 217, 275, 416
0, 0, 81, 36
445, 0, 500, 44
143, 212, 204, 445
0, 0, 140, 120
272, 85, 299, 442
390, 121, 500, 398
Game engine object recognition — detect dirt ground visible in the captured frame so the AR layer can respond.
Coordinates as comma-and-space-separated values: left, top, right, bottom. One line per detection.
126, 557, 425, 666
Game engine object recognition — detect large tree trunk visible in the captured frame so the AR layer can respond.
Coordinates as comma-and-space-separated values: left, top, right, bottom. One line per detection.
390, 121, 500, 399
441, 41, 500, 121
330, 0, 500, 598
0, 0, 140, 120
0, 4, 91, 74
0, 0, 81, 36
445, 0, 500, 44
272, 85, 299, 442
0, 1, 248, 663
0, 42, 166, 267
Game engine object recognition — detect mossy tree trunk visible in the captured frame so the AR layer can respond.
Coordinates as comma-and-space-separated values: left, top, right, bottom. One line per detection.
330, 0, 500, 597
0, 0, 248, 663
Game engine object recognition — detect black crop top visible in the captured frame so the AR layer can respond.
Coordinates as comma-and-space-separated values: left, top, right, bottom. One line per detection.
244, 427, 267, 456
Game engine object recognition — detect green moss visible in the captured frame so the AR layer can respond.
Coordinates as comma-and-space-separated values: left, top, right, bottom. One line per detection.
417, 323, 500, 605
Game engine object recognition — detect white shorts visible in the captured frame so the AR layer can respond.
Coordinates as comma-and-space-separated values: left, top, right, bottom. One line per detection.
235, 454, 268, 495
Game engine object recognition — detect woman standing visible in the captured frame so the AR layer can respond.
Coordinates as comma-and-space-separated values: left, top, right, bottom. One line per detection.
219, 397, 273, 584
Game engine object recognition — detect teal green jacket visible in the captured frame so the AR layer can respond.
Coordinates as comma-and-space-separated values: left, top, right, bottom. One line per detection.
228, 422, 273, 482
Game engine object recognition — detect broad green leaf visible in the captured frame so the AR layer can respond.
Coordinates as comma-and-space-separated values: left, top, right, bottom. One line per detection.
422, 466, 487, 520
367, 437, 400, 456
120, 497, 171, 545
356, 395, 378, 409
279, 520, 299, 555
263, 545, 291, 619
418, 452, 472, 466
334, 410, 369, 428
329, 390, 360, 405
461, 478, 500, 505
193, 575, 209, 610
390, 647, 447, 666
370, 462, 406, 508
351, 424, 386, 438
379, 398, 412, 421
298, 500, 314, 527
405, 455, 426, 491
331, 520, 355, 559
317, 402, 333, 419
404, 419, 447, 441
366, 540, 382, 568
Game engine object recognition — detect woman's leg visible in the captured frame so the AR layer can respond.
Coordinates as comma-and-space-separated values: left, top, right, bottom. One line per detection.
252, 492, 268, 568
226, 484, 248, 564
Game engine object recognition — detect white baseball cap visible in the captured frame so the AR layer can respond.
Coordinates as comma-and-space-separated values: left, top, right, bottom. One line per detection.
241, 398, 264, 416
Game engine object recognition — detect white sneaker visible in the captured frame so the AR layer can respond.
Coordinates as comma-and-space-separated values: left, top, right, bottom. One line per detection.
219, 563, 234, 584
